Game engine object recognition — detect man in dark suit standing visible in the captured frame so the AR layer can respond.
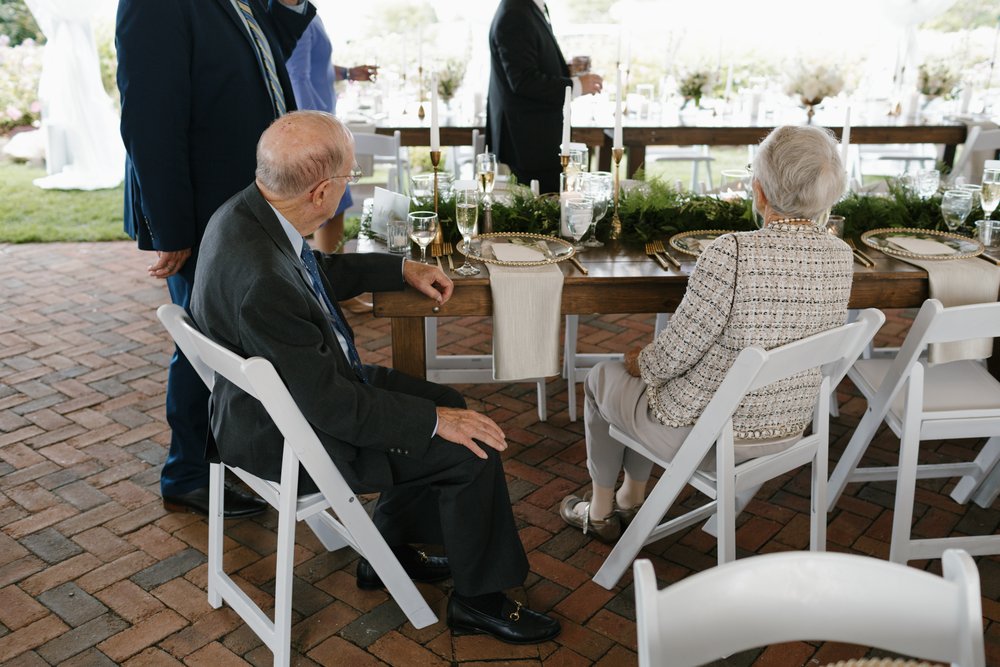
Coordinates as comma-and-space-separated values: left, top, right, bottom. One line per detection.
487, 0, 602, 194
191, 111, 561, 644
115, 0, 315, 516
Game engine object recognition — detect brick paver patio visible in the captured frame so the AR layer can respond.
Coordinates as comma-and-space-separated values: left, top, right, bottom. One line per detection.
0, 241, 997, 666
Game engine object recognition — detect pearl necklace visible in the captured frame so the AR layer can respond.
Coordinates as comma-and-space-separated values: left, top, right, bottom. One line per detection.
764, 217, 821, 232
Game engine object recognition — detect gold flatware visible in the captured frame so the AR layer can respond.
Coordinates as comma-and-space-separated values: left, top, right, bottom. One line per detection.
981, 253, 1000, 266
442, 242, 455, 271
569, 255, 589, 275
846, 238, 875, 268
644, 242, 669, 270
430, 244, 444, 270
651, 239, 682, 269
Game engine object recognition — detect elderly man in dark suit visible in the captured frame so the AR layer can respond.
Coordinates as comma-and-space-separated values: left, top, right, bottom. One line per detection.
487, 0, 603, 193
190, 111, 561, 645
116, 0, 314, 517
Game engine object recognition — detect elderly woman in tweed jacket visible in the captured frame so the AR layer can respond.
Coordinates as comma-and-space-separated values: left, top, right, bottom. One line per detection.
561, 125, 854, 542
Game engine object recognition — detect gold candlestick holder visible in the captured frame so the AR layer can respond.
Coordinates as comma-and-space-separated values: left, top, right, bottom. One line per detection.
417, 66, 425, 120
611, 147, 624, 240
430, 149, 442, 242
560, 153, 571, 191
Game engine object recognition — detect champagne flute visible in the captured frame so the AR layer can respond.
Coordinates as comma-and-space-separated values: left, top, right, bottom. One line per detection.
582, 172, 612, 248
475, 152, 497, 205
982, 168, 1000, 220
453, 187, 480, 276
939, 189, 973, 233
408, 211, 437, 263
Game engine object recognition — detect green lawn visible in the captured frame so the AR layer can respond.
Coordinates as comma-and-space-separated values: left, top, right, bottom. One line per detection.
0, 160, 127, 242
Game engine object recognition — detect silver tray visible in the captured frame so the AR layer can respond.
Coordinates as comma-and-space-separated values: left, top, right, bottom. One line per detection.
458, 232, 575, 266
860, 227, 984, 261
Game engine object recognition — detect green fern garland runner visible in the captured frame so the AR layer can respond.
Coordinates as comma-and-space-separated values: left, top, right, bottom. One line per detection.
364, 179, 973, 246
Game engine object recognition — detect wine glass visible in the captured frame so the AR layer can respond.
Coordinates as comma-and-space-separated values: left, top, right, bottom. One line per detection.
562, 196, 594, 249
982, 168, 1000, 220
939, 189, 973, 233
581, 172, 612, 248
915, 168, 941, 200
453, 187, 480, 276
475, 152, 497, 206
408, 211, 438, 263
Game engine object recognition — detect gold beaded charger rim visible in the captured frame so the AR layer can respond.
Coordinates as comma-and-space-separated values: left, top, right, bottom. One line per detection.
457, 232, 576, 267
668, 229, 733, 257
860, 227, 984, 261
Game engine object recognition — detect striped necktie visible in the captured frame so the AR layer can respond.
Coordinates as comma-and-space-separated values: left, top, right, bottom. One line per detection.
234, 0, 287, 116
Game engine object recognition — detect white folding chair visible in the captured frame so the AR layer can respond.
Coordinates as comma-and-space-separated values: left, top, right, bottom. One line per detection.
592, 309, 884, 589
647, 145, 714, 191
633, 549, 985, 667
353, 130, 407, 193
827, 299, 1000, 564
949, 126, 1000, 185
156, 304, 436, 666
563, 313, 670, 422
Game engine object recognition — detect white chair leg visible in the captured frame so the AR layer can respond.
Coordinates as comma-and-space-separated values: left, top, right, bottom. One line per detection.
271, 449, 302, 667
207, 462, 225, 609
811, 389, 830, 553
304, 512, 350, 551
701, 483, 761, 538
889, 373, 923, 565
536, 380, 547, 421
950, 436, 1000, 505
716, 425, 737, 565
971, 454, 1000, 508
564, 315, 580, 422
827, 406, 884, 509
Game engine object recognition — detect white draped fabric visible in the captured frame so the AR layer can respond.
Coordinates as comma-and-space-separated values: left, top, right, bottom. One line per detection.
24, 0, 124, 190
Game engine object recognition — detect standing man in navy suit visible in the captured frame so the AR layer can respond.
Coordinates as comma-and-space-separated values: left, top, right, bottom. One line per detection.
487, 0, 602, 194
116, 0, 315, 517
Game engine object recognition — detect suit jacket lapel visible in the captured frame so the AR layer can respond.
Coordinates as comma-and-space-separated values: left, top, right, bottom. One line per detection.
526, 1, 569, 77
213, 0, 257, 53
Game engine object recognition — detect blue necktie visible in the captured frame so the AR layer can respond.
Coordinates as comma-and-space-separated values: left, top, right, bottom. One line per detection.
299, 241, 368, 383
235, 0, 287, 117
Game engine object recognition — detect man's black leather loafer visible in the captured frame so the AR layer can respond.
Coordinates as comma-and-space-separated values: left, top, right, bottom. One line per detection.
356, 545, 451, 590
446, 594, 561, 644
162, 485, 267, 518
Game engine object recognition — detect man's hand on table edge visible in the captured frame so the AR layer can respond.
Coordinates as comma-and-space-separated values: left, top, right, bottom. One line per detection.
403, 259, 454, 305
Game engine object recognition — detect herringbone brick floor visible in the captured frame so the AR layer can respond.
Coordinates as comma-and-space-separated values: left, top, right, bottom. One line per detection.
0, 241, 997, 666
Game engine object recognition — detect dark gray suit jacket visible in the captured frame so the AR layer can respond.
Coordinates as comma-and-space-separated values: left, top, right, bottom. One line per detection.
191, 184, 438, 491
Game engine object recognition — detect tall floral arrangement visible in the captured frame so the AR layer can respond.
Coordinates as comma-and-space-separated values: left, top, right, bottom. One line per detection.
435, 59, 466, 103
917, 63, 960, 99
678, 69, 714, 107
0, 35, 42, 133
785, 62, 844, 105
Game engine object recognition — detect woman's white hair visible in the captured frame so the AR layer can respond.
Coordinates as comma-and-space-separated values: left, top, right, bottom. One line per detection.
255, 110, 354, 197
751, 125, 846, 221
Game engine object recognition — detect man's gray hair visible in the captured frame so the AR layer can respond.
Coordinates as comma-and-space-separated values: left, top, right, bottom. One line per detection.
255, 110, 353, 197
752, 125, 846, 221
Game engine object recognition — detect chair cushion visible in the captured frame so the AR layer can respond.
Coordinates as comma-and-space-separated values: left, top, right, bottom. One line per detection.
852, 359, 1000, 418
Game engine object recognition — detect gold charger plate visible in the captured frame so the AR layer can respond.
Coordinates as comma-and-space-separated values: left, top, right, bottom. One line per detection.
458, 232, 575, 267
860, 227, 984, 261
668, 229, 732, 257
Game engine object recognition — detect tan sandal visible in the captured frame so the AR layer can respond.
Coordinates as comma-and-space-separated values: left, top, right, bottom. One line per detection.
559, 492, 621, 543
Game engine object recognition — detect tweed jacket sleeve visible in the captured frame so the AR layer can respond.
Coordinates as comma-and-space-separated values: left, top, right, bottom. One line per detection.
638, 234, 738, 387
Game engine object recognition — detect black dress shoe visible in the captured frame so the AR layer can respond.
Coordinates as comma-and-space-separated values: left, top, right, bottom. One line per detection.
356, 545, 451, 590
447, 594, 561, 644
162, 485, 267, 518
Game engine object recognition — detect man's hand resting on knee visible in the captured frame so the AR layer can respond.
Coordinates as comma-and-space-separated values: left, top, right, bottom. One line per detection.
436, 408, 507, 459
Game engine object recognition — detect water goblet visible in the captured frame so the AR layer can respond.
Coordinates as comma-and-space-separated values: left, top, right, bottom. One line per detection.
408, 211, 438, 263
719, 169, 752, 199
957, 184, 982, 211
562, 196, 594, 249
939, 189, 973, 233
581, 171, 612, 248
915, 168, 941, 200
453, 188, 480, 276
982, 168, 1000, 220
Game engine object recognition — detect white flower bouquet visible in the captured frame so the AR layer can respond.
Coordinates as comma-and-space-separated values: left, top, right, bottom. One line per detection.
917, 63, 959, 99
784, 62, 844, 105
0, 36, 43, 132
435, 59, 467, 103
678, 69, 715, 107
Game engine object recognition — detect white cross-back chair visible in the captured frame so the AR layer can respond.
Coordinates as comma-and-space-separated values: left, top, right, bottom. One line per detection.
633, 549, 985, 667
827, 299, 1000, 564
592, 309, 884, 589
353, 130, 407, 193
156, 304, 436, 666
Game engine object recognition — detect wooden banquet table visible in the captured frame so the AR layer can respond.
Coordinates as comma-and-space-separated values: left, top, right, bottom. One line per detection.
373, 116, 968, 178
365, 238, 1000, 380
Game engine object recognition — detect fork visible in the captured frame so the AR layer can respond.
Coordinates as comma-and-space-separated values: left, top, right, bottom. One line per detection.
644, 242, 669, 270
651, 240, 682, 269
430, 244, 444, 270
441, 242, 455, 271
846, 238, 875, 268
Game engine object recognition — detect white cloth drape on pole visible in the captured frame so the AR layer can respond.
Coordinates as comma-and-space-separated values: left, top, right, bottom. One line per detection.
24, 0, 124, 190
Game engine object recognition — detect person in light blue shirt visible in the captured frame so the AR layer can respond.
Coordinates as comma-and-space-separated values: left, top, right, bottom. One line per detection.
286, 15, 377, 254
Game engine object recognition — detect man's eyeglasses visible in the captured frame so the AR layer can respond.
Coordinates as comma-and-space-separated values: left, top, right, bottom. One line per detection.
309, 165, 362, 195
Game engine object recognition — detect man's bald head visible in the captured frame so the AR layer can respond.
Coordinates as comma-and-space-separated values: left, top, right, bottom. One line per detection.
255, 111, 354, 199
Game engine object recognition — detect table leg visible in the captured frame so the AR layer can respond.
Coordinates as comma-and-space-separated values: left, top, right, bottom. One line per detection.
942, 143, 957, 169
627, 145, 644, 178
391, 317, 427, 379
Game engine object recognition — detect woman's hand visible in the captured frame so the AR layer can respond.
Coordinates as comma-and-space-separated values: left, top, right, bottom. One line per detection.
624, 347, 642, 377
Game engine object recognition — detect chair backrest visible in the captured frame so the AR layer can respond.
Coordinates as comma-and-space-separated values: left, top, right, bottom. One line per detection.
155, 304, 356, 497
634, 549, 985, 667
951, 126, 1000, 184
683, 309, 884, 454
353, 130, 404, 192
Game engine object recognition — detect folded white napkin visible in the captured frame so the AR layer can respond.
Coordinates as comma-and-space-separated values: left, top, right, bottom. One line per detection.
485, 241, 564, 381
894, 252, 1000, 363
888, 236, 956, 256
